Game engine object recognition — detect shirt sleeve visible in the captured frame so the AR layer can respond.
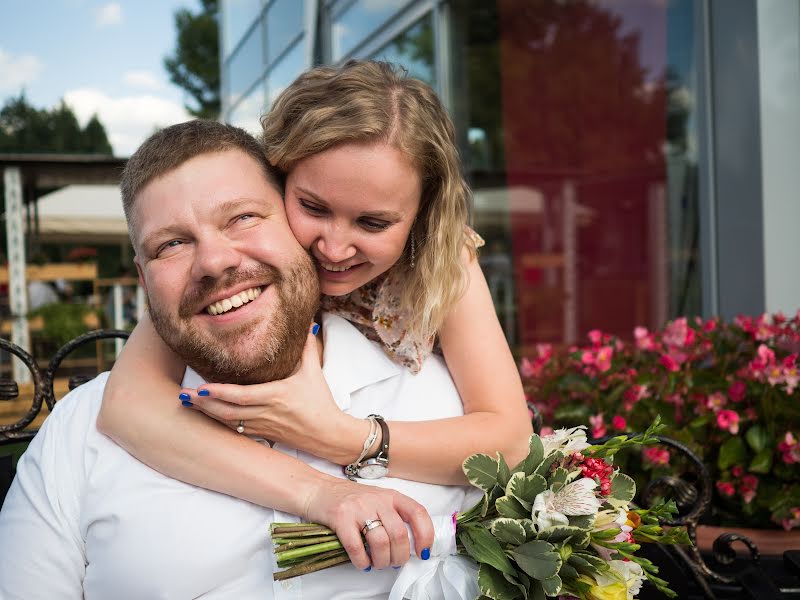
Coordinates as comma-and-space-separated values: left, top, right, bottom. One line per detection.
0, 394, 89, 598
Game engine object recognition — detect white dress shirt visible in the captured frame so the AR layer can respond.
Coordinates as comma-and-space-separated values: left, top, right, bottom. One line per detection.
0, 314, 477, 599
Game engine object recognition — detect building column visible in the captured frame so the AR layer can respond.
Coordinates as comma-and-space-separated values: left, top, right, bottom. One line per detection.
3, 167, 31, 383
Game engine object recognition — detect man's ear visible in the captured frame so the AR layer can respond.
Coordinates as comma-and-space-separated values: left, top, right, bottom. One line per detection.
133, 256, 147, 293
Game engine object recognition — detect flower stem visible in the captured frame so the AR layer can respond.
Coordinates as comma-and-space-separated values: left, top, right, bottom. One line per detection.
273, 553, 351, 581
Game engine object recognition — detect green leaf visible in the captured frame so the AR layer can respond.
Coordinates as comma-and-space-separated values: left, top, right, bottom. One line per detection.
507, 473, 547, 509
745, 425, 768, 453
610, 472, 636, 503
477, 564, 521, 600
510, 540, 562, 580
490, 518, 527, 546
460, 524, 516, 576
549, 467, 569, 489
541, 574, 562, 596
749, 447, 773, 474
520, 519, 537, 541
536, 525, 586, 544
496, 495, 531, 519
503, 572, 529, 600
717, 437, 747, 471
535, 450, 562, 478
464, 453, 499, 492
497, 452, 512, 488
515, 435, 545, 475
529, 581, 546, 600
559, 562, 579, 580
568, 514, 596, 530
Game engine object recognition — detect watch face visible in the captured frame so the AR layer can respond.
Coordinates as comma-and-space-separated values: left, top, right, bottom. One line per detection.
357, 460, 388, 479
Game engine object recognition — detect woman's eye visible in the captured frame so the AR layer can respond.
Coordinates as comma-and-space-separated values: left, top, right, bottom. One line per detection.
359, 219, 390, 232
299, 199, 326, 215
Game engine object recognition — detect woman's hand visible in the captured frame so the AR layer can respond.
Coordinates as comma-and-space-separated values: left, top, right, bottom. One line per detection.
181, 325, 357, 460
303, 477, 434, 570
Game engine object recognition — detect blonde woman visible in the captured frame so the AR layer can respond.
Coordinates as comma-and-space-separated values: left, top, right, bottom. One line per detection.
98, 60, 531, 569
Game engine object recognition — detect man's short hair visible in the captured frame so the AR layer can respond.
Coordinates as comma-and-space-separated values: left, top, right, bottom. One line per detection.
120, 120, 282, 245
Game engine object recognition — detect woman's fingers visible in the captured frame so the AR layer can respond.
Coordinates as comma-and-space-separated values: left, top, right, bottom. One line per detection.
362, 518, 392, 570
394, 493, 435, 560
181, 392, 264, 424
190, 382, 276, 407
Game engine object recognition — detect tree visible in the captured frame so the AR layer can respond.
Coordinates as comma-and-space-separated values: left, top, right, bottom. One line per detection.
0, 93, 113, 154
164, 0, 220, 119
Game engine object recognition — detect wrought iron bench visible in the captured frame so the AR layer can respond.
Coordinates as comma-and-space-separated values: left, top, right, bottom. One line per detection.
1, 334, 798, 598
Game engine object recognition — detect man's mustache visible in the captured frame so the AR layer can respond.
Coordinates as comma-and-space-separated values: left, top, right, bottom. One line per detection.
177, 266, 283, 318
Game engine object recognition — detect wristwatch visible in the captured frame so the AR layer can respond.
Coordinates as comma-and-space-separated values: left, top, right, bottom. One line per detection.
345, 414, 390, 480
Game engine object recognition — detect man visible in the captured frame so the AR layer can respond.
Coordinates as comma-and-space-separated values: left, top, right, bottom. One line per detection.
0, 121, 475, 598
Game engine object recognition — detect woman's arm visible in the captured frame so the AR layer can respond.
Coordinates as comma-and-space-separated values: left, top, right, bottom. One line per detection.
97, 314, 433, 569
187, 250, 533, 485
386, 250, 532, 483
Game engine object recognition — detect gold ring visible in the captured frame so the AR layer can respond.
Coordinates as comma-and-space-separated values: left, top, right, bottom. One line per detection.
361, 519, 383, 536
236, 420, 245, 434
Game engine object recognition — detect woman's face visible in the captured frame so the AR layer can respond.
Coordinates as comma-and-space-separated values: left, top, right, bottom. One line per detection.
284, 141, 422, 296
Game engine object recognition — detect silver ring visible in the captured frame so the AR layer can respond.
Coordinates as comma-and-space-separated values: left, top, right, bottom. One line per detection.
361, 519, 383, 536
236, 420, 245, 434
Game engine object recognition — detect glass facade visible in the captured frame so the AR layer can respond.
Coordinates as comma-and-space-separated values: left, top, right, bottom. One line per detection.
220, 0, 800, 357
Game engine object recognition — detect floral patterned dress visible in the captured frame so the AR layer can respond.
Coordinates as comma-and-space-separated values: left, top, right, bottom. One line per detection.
320, 228, 484, 374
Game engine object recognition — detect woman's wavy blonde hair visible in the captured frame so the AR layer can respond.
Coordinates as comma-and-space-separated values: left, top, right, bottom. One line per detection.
261, 60, 474, 342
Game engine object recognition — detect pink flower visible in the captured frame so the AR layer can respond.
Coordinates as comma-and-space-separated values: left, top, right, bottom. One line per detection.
780, 507, 800, 531
660, 354, 680, 372
728, 380, 746, 402
581, 351, 595, 366
540, 426, 554, 436
663, 317, 691, 348
642, 446, 670, 466
740, 474, 759, 504
611, 415, 627, 431
589, 413, 607, 439
595, 346, 614, 373
716, 410, 740, 435
536, 344, 554, 361
705, 392, 727, 412
784, 365, 799, 394
731, 466, 744, 478
716, 481, 736, 497
778, 432, 800, 464
588, 329, 603, 347
634, 326, 655, 350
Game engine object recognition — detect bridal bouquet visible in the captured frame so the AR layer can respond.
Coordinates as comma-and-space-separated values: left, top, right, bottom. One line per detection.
271, 418, 688, 599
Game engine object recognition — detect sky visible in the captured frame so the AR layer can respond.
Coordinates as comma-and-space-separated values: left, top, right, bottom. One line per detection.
1, 0, 203, 156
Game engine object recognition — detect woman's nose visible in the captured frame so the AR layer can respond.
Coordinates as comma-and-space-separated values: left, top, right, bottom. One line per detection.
315, 228, 357, 263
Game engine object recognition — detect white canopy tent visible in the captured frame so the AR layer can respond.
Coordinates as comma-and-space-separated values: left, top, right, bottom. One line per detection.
31, 184, 128, 243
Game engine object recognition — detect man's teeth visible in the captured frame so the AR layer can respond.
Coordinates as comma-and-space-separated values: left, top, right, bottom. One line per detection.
206, 287, 261, 315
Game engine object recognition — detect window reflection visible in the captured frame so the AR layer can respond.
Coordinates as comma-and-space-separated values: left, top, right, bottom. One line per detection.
267, 0, 303, 65
267, 40, 305, 108
228, 84, 266, 135
227, 25, 264, 109
371, 15, 435, 86
331, 0, 410, 60
222, 0, 263, 58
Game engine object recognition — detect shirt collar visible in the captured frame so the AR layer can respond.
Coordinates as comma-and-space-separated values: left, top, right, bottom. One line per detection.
182, 313, 402, 412
321, 312, 401, 411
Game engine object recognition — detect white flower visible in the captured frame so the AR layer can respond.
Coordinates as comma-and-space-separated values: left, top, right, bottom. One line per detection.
594, 560, 645, 599
540, 426, 590, 456
532, 477, 601, 531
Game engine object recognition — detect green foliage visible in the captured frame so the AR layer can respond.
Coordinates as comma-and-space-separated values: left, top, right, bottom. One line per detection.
164, 0, 220, 119
29, 302, 99, 346
0, 94, 113, 154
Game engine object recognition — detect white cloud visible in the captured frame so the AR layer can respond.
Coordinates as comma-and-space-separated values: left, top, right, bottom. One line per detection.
64, 87, 191, 156
94, 3, 122, 27
0, 48, 43, 94
123, 70, 162, 91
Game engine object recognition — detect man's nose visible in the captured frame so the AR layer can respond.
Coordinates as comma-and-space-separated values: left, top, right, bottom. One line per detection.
316, 226, 357, 263
190, 233, 243, 280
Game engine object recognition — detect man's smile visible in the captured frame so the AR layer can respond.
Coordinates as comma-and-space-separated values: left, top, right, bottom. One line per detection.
205, 285, 263, 315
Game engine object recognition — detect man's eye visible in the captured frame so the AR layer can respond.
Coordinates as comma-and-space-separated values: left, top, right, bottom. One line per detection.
157, 240, 183, 255
236, 214, 254, 222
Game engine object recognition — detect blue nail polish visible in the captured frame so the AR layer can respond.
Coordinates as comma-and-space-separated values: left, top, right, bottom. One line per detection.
179, 392, 191, 401
363, 566, 371, 572
312, 323, 320, 335
198, 389, 210, 396
181, 400, 193, 407
392, 566, 401, 570
421, 548, 430, 560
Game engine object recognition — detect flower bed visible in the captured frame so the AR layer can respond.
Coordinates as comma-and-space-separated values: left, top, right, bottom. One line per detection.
522, 312, 800, 530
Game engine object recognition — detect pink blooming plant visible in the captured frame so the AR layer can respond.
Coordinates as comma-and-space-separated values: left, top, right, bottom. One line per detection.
521, 311, 800, 530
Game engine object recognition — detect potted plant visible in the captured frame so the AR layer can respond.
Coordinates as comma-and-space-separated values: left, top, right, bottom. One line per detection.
521, 312, 800, 547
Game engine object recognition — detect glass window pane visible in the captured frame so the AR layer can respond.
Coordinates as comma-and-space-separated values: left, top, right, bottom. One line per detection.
449, 0, 700, 354
331, 0, 409, 60
222, 0, 263, 58
227, 25, 265, 109
227, 83, 266, 135
267, 0, 304, 65
371, 15, 435, 87
266, 40, 306, 108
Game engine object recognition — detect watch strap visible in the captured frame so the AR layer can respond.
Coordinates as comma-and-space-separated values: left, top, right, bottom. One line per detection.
368, 414, 390, 462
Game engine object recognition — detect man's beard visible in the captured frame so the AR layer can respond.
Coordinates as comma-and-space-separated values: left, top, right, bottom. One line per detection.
149, 256, 319, 384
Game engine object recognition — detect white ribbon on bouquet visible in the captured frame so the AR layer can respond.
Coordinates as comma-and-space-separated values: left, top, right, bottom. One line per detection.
389, 513, 479, 600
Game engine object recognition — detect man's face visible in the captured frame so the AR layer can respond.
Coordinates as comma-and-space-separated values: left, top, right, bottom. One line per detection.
132, 149, 319, 384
